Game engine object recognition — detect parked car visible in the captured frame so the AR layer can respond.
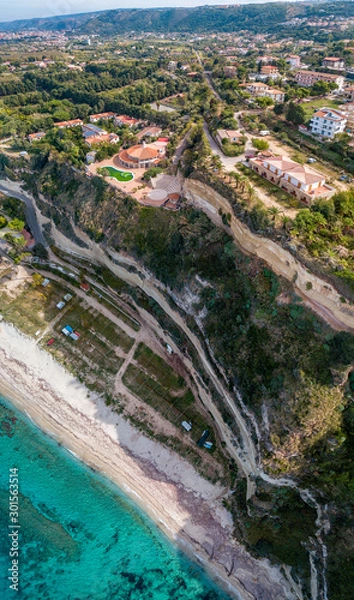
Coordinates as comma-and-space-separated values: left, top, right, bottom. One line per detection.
307, 157, 317, 164
47, 338, 55, 346
339, 175, 348, 181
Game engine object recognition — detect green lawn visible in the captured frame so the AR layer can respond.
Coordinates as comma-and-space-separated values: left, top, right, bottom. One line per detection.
301, 98, 341, 121
102, 167, 134, 182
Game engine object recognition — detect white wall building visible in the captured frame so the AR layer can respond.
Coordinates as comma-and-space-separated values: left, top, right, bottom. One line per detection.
309, 107, 348, 138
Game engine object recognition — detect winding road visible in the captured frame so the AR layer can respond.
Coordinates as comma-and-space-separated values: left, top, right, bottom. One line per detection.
0, 180, 47, 247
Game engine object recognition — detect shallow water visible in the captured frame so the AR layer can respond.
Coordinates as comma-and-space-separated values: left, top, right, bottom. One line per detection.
0, 395, 232, 600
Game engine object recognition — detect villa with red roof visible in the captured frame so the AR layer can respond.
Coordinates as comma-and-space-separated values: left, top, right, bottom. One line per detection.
54, 119, 84, 128
118, 141, 165, 169
85, 133, 120, 147
27, 132, 46, 143
89, 112, 116, 123
249, 154, 333, 204
114, 115, 140, 128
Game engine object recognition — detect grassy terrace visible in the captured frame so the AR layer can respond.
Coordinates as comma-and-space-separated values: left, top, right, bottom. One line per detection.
134, 343, 185, 392
53, 301, 134, 353
91, 287, 141, 332
123, 343, 213, 446
301, 98, 341, 121
0, 279, 70, 336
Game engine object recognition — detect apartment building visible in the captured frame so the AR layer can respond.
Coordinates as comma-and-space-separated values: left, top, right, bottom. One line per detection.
295, 70, 344, 90
242, 82, 285, 102
309, 107, 347, 138
260, 65, 279, 76
322, 57, 345, 70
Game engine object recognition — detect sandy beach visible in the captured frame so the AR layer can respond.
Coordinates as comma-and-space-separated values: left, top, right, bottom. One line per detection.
0, 321, 296, 600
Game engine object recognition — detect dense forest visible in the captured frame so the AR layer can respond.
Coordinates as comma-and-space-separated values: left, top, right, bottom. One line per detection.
1, 2, 354, 35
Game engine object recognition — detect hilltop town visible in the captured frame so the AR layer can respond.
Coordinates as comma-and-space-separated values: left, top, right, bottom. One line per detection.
1, 3, 354, 600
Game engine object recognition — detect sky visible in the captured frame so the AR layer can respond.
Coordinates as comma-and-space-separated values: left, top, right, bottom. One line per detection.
1, 0, 259, 23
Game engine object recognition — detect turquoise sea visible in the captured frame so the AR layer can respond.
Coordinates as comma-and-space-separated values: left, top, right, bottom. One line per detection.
0, 394, 232, 600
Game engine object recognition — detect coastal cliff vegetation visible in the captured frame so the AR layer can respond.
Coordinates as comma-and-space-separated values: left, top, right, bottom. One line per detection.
1, 151, 353, 598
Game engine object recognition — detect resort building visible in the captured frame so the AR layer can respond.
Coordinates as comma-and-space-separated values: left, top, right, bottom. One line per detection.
118, 141, 164, 169
309, 107, 348, 138
322, 57, 345, 70
89, 112, 116, 123
294, 70, 344, 91
249, 153, 333, 204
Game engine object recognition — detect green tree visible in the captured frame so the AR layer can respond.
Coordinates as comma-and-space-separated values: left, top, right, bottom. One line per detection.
0, 215, 7, 228
274, 103, 284, 115
286, 102, 306, 126
8, 218, 25, 232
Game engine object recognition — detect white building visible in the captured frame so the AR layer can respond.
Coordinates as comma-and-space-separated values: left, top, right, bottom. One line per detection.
309, 107, 348, 138
241, 82, 285, 102
322, 57, 344, 70
287, 55, 301, 69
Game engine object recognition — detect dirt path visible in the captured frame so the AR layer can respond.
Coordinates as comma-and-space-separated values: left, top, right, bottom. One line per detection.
249, 183, 299, 219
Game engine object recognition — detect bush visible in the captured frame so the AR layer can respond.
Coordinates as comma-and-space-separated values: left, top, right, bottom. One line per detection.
252, 138, 269, 151
0, 215, 7, 228
9, 218, 25, 232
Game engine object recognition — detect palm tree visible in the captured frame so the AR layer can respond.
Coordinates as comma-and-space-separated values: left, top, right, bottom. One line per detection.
210, 155, 223, 172
281, 215, 292, 232
247, 185, 258, 202
229, 171, 241, 188
268, 206, 282, 222
239, 175, 248, 193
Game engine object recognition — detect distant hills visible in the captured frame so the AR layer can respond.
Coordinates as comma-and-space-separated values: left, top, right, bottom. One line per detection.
1, 2, 354, 35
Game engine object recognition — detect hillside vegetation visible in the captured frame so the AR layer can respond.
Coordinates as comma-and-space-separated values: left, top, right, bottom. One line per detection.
6, 152, 353, 598
1, 2, 354, 36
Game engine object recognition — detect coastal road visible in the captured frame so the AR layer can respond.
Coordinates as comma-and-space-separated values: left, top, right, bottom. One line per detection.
0, 179, 47, 247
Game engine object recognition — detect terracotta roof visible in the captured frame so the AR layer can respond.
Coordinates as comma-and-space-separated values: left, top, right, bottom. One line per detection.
86, 133, 119, 146
262, 156, 325, 185
286, 164, 325, 185
28, 132, 45, 140
312, 107, 347, 121
90, 112, 115, 119
127, 144, 159, 161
